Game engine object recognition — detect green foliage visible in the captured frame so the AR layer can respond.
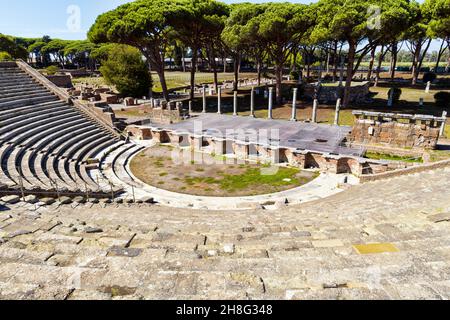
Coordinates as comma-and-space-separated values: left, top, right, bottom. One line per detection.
90, 43, 118, 61
290, 70, 300, 81
0, 52, 12, 61
388, 87, 402, 103
44, 65, 60, 75
99, 44, 152, 97
425, 0, 450, 39
434, 91, 450, 107
0, 34, 28, 59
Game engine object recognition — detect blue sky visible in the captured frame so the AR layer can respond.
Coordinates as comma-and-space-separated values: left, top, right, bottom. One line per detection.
0, 0, 439, 50
0, 0, 312, 40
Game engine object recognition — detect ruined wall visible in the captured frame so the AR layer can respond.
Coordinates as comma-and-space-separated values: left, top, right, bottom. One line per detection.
348, 111, 444, 150
304, 82, 369, 103
45, 75, 73, 88
147, 108, 186, 124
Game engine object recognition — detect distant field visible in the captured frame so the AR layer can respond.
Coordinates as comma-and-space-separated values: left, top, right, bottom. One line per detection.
359, 61, 448, 69
72, 76, 108, 87
151, 72, 259, 92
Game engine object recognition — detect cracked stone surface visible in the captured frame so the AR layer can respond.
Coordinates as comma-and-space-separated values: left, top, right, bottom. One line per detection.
0, 167, 449, 300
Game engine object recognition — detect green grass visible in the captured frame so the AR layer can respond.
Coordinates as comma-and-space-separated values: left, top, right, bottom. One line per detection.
183, 166, 315, 191
365, 152, 423, 163
72, 76, 107, 87
428, 149, 450, 162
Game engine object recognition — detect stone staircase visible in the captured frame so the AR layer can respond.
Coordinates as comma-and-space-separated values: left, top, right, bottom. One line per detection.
0, 62, 144, 200
0, 166, 449, 299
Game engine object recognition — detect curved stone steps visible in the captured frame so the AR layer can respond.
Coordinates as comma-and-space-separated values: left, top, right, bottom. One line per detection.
0, 145, 16, 187
40, 126, 100, 178
0, 73, 33, 80
0, 94, 58, 110
0, 112, 82, 160
66, 136, 114, 190
112, 144, 146, 189
54, 132, 108, 188
0, 88, 48, 100
46, 128, 102, 185
0, 91, 52, 105
0, 108, 77, 139
6, 118, 89, 188
0, 79, 35, 88
1, 116, 85, 187
0, 99, 63, 115
0, 101, 66, 122
88, 141, 127, 190
0, 83, 43, 94
0, 104, 70, 128
100, 143, 137, 190
75, 138, 120, 188
28, 123, 95, 187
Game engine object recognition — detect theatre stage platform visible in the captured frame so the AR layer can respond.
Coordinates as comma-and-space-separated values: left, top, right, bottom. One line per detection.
157, 114, 364, 157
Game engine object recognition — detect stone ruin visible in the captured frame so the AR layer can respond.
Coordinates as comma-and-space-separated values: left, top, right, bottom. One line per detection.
348, 111, 446, 150
304, 82, 370, 103
141, 99, 189, 125
68, 84, 120, 106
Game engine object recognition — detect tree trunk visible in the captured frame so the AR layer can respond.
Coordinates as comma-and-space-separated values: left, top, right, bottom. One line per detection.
411, 42, 422, 85
332, 41, 339, 82
146, 51, 169, 101
306, 59, 311, 81
416, 39, 432, 83
390, 42, 398, 80
291, 48, 297, 72
211, 48, 219, 93
233, 53, 240, 91
343, 42, 356, 108
189, 46, 198, 101
367, 46, 376, 81
374, 45, 385, 87
257, 61, 262, 87
275, 60, 283, 104
157, 67, 168, 101
181, 48, 186, 72
435, 39, 446, 71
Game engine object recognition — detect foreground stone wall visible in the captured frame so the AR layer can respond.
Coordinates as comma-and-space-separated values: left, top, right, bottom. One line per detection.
348, 111, 444, 150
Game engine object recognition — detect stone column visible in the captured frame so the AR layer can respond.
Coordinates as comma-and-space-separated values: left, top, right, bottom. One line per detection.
440, 111, 447, 137
312, 99, 318, 123
268, 87, 273, 120
290, 88, 298, 122
334, 98, 341, 126
233, 91, 238, 116
217, 87, 222, 114
188, 100, 193, 114
202, 85, 207, 113
387, 89, 394, 107
425, 81, 431, 93
250, 87, 255, 118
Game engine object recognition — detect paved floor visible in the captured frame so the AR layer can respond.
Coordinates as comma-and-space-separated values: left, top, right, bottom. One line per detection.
161, 114, 363, 156
0, 167, 449, 299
